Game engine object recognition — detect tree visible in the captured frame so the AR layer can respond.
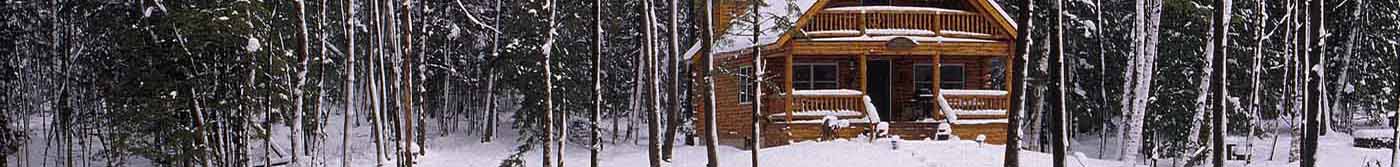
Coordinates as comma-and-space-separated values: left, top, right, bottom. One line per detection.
1006, 0, 1033, 166
543, 0, 557, 166
1120, 0, 1161, 164
1209, 0, 1231, 166
341, 0, 357, 166
1300, 0, 1324, 166
1243, 0, 1268, 164
644, 0, 663, 166
399, 0, 419, 164
591, 0, 605, 166
482, 0, 503, 144
661, 0, 684, 161
749, 1, 765, 166
702, 0, 721, 165
293, 0, 313, 165
1050, 0, 1069, 166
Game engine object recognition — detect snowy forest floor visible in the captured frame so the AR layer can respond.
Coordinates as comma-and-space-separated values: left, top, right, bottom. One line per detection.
6, 112, 1397, 167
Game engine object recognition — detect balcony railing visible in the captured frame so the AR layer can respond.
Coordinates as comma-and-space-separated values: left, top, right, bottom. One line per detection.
803, 6, 1003, 39
766, 90, 868, 122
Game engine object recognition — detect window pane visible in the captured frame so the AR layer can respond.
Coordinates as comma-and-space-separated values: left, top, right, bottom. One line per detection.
914, 65, 932, 82
795, 65, 812, 83
941, 66, 964, 89
739, 67, 753, 103
941, 66, 964, 82
813, 65, 838, 83
815, 82, 839, 90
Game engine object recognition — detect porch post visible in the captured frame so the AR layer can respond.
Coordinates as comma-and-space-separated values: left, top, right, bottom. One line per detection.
859, 53, 869, 117
785, 53, 795, 123
1005, 54, 1014, 109
860, 53, 868, 95
932, 51, 942, 120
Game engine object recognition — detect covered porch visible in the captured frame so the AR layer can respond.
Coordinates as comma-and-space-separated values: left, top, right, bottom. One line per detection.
766, 50, 1013, 144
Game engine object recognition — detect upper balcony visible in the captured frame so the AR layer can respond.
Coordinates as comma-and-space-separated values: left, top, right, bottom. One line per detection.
800, 6, 1009, 40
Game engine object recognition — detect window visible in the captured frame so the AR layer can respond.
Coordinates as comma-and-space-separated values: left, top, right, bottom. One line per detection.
738, 66, 754, 103
915, 64, 966, 93
793, 64, 840, 90
941, 65, 965, 89
915, 64, 935, 94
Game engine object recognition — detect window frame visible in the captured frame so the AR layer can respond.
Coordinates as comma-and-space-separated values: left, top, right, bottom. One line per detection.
940, 64, 966, 89
738, 66, 754, 104
792, 63, 841, 90
914, 63, 967, 92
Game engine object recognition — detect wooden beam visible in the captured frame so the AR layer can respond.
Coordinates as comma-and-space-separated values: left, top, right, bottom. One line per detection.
786, 53, 795, 123
1004, 50, 1014, 110
932, 50, 943, 121
859, 53, 868, 95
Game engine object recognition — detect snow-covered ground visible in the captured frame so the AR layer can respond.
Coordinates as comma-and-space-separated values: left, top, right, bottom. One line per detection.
427, 132, 1121, 167
8, 112, 1395, 167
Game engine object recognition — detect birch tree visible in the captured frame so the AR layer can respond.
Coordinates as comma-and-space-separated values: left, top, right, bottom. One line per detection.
482, 0, 502, 144
749, 1, 765, 166
643, 0, 663, 166
1209, 0, 1231, 166
1243, 0, 1268, 164
1300, 0, 1325, 166
1005, 0, 1033, 166
341, 0, 357, 166
292, 0, 312, 165
543, 0, 557, 166
1120, 0, 1162, 164
702, 0, 721, 165
662, 0, 684, 160
591, 0, 605, 166
1050, 0, 1068, 166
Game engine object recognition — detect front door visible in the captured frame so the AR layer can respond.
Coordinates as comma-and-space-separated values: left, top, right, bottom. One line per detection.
868, 60, 892, 121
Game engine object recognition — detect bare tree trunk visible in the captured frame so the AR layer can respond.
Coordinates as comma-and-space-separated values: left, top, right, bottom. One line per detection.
293, 0, 312, 165
702, 0, 721, 165
643, 0, 663, 166
1209, 1, 1231, 166
661, 0, 684, 161
1244, 0, 1267, 164
1050, 0, 1068, 166
482, 0, 502, 144
591, 0, 605, 166
1392, 46, 1400, 167
543, 0, 557, 166
749, 1, 764, 166
1092, 0, 1111, 159
1121, 0, 1161, 164
1300, 0, 1324, 166
1005, 0, 1033, 166
341, 0, 356, 166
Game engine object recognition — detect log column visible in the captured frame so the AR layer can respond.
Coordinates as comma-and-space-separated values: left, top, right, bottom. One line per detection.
859, 53, 868, 115
785, 54, 795, 123
1005, 48, 1014, 109
932, 49, 943, 120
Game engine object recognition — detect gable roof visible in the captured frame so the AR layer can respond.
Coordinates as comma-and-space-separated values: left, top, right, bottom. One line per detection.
713, 0, 824, 53
704, 0, 1019, 55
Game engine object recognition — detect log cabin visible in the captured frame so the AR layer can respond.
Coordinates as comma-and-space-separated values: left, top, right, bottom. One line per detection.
691, 0, 1018, 147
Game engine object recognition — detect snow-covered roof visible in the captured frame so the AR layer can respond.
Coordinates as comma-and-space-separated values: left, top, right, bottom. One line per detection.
809, 36, 1000, 43
714, 0, 821, 53
983, 0, 1018, 29
710, 0, 1017, 54
823, 6, 971, 14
